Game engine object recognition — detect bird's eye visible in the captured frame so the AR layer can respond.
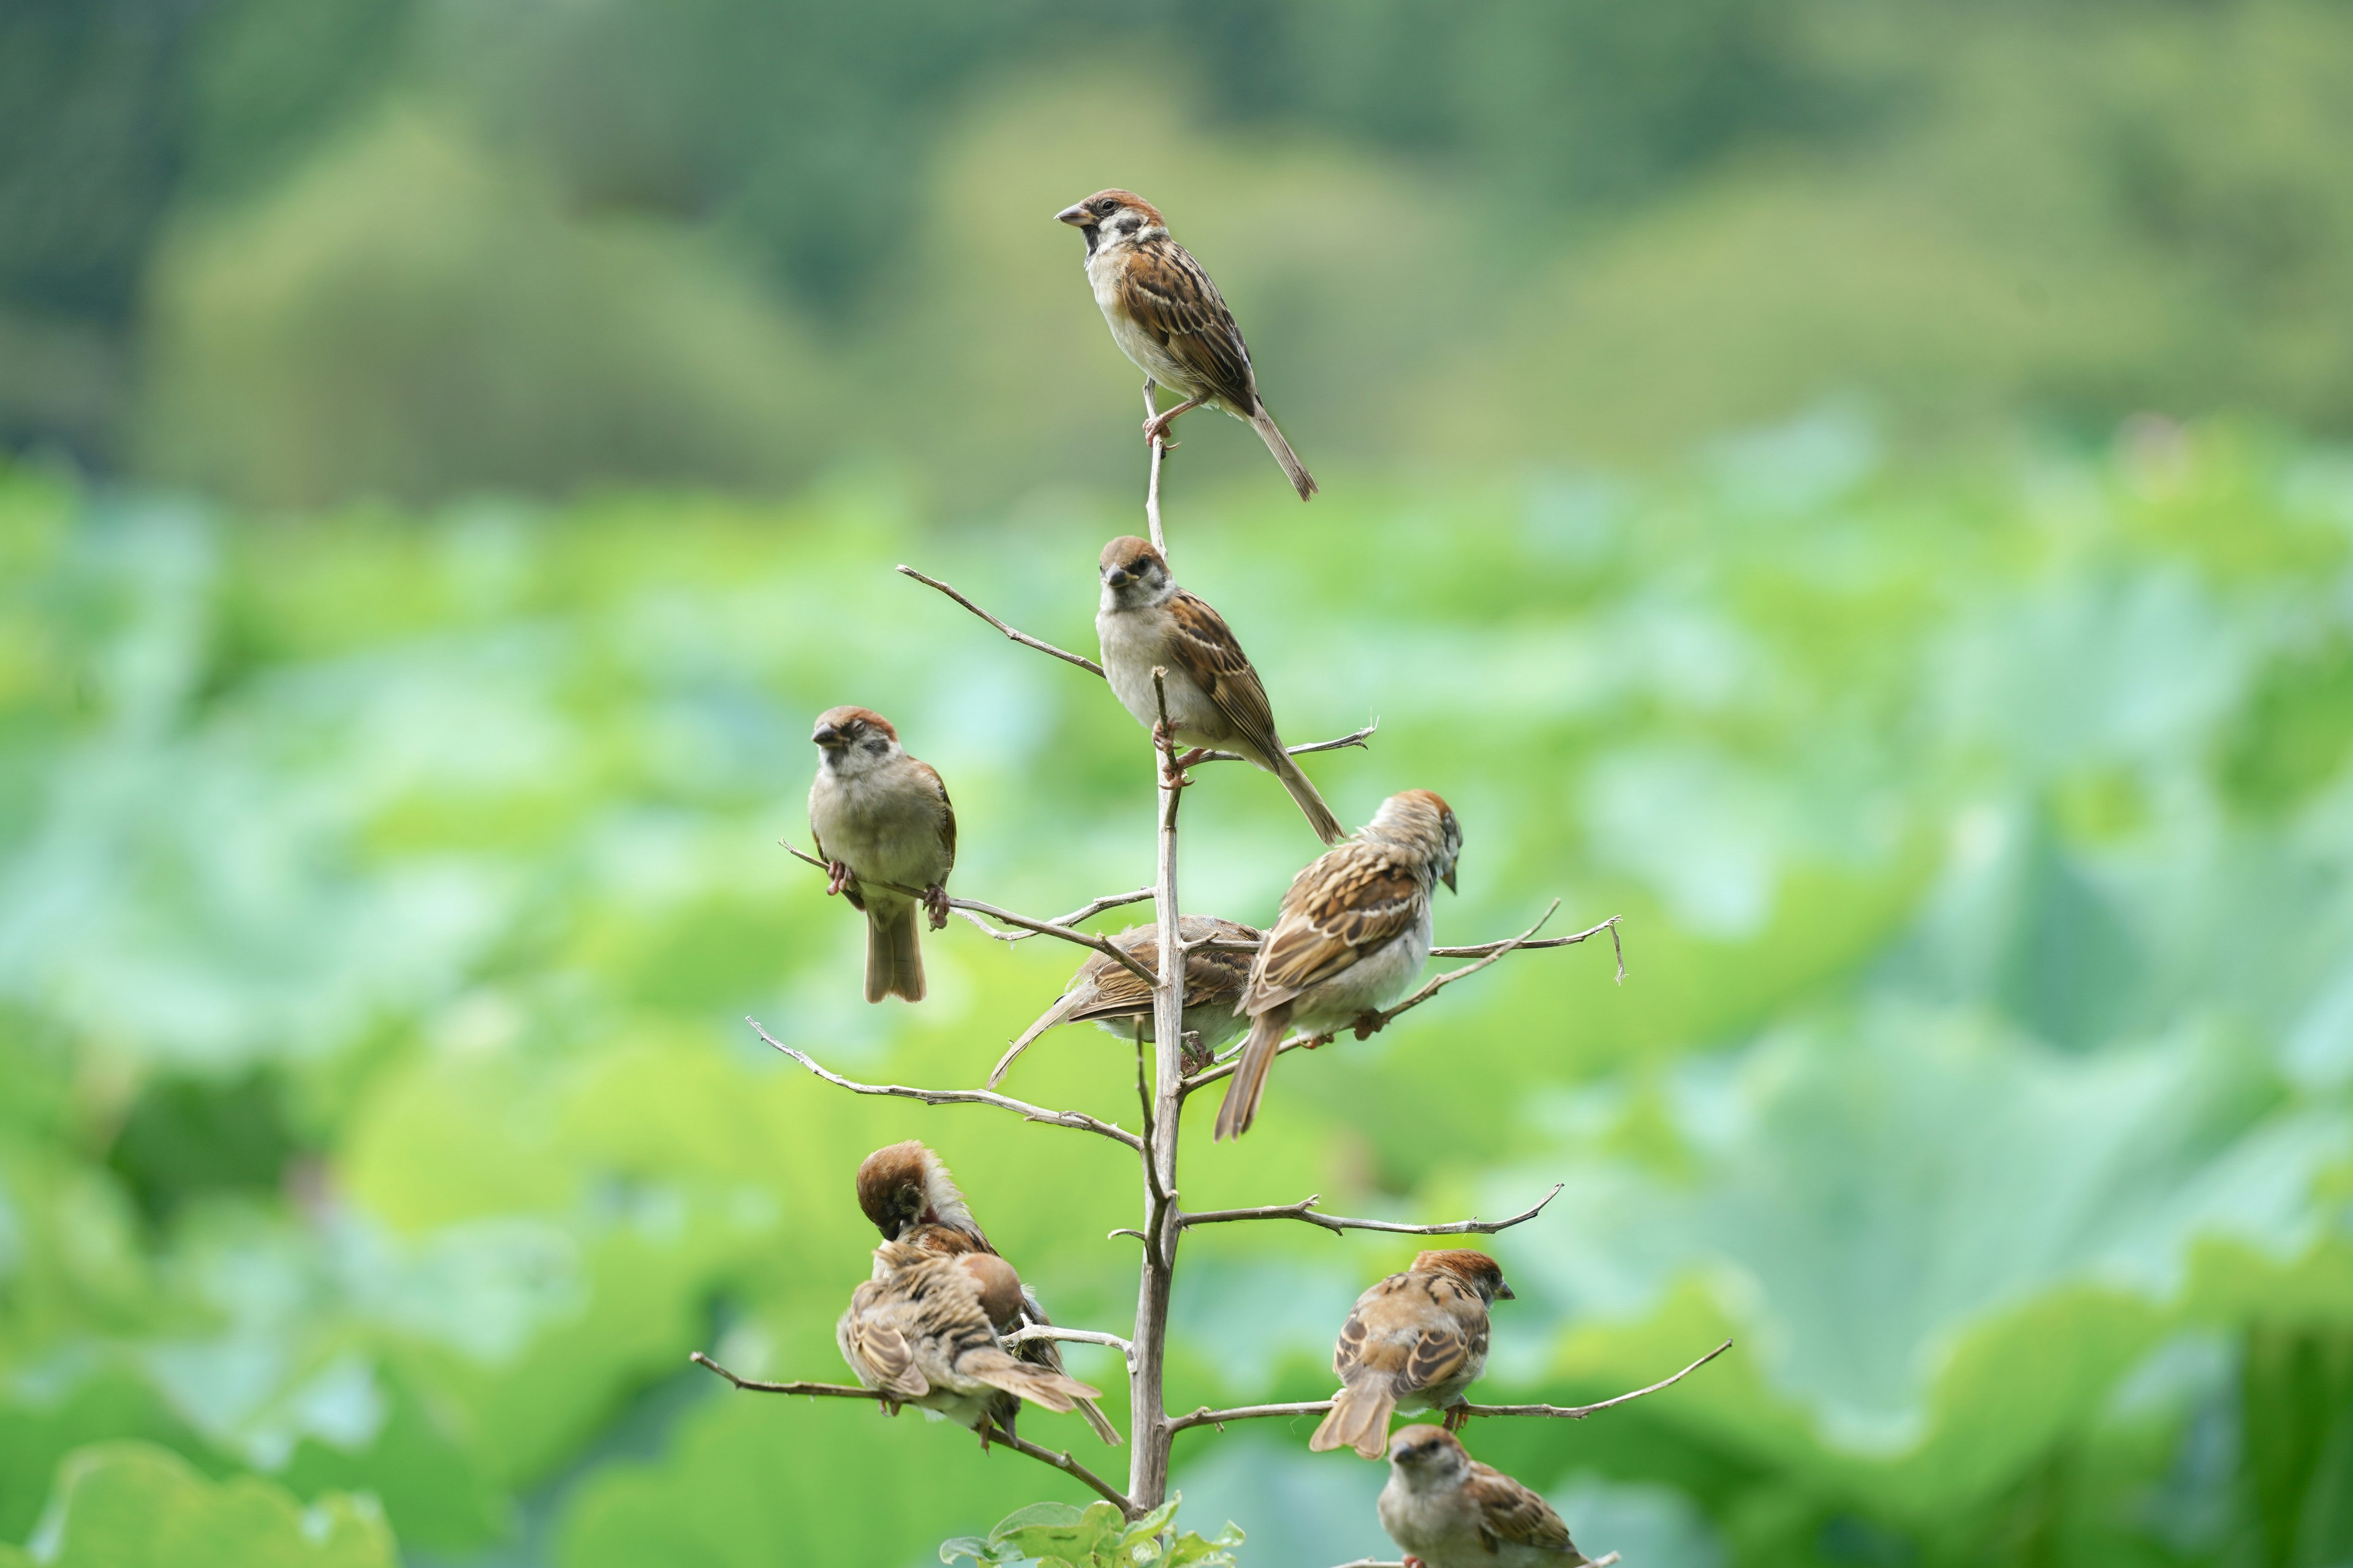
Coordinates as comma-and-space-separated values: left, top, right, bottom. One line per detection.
1096, 200, 1117, 214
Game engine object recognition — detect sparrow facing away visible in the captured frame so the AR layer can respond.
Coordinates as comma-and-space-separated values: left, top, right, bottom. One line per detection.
988, 915, 1261, 1088
1216, 789, 1463, 1142
1311, 1249, 1514, 1460
836, 1237, 1102, 1449
1055, 188, 1316, 501
1096, 536, 1346, 846
807, 706, 956, 1003
855, 1141, 1121, 1446
1379, 1426, 1599, 1568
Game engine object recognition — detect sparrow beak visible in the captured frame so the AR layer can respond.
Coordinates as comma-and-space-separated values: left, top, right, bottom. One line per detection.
812, 725, 843, 747
1441, 865, 1458, 894
1495, 1280, 1515, 1301
1055, 203, 1093, 227
1104, 566, 1132, 589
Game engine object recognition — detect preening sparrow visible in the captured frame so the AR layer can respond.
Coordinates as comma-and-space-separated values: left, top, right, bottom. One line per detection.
836, 1236, 1102, 1447
856, 1142, 1121, 1445
1379, 1426, 1601, 1568
1055, 188, 1316, 501
1311, 1249, 1514, 1460
1216, 789, 1463, 1141
988, 915, 1260, 1088
807, 706, 957, 1003
1096, 536, 1346, 846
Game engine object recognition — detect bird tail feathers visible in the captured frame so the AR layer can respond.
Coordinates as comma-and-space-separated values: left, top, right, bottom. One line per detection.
1309, 1382, 1398, 1460
1213, 1002, 1290, 1140
967, 1352, 1101, 1414
868, 905, 925, 1003
990, 990, 1082, 1086
1271, 749, 1347, 846
1250, 406, 1317, 501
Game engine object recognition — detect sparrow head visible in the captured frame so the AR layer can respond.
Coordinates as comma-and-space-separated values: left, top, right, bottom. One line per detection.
1366, 789, 1464, 893
1098, 535, 1175, 610
952, 1249, 1027, 1334
811, 705, 902, 777
855, 1140, 977, 1241
1055, 189, 1164, 256
1414, 1248, 1515, 1303
1387, 1424, 1471, 1488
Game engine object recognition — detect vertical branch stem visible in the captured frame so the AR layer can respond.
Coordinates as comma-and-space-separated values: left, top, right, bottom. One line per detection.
1143, 380, 1167, 555
1128, 664, 1184, 1507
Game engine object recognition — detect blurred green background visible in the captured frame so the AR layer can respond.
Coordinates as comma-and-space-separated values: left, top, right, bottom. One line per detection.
7, 1, 2353, 1564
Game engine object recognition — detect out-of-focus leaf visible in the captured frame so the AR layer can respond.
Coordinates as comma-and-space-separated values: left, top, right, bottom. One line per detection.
26, 1441, 398, 1567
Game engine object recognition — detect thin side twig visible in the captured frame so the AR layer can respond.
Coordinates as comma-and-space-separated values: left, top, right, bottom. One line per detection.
1143, 380, 1166, 554
1193, 719, 1380, 767
1435, 912, 1626, 985
1003, 1324, 1137, 1362
894, 565, 1105, 677
1167, 1340, 1732, 1436
749, 1019, 1143, 1151
691, 1352, 1140, 1518
778, 838, 1156, 987
1177, 1183, 1563, 1237
968, 887, 1156, 943
1181, 904, 1617, 1097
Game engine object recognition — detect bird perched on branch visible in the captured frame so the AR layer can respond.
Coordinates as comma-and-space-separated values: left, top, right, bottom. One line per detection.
1217, 789, 1462, 1140
807, 706, 955, 1003
855, 1141, 1121, 1445
1055, 188, 1316, 501
990, 915, 1260, 1087
1379, 1426, 1605, 1567
1096, 536, 1346, 845
836, 1235, 1102, 1447
1311, 1249, 1514, 1460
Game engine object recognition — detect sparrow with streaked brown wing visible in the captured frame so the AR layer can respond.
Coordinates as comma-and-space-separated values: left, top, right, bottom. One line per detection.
836, 1236, 1102, 1449
1217, 789, 1463, 1141
1311, 1249, 1514, 1460
1379, 1426, 1605, 1567
807, 706, 956, 1003
1096, 536, 1346, 845
855, 1142, 1121, 1445
989, 915, 1260, 1088
1055, 189, 1316, 501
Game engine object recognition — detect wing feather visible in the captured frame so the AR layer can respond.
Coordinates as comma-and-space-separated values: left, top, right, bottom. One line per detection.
1119, 241, 1257, 411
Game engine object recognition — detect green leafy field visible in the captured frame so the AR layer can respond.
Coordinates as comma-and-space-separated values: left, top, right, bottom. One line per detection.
5, 414, 2353, 1564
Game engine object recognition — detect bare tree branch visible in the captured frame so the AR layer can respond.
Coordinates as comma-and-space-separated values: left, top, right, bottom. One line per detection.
1144, 379, 1167, 554
748, 1019, 1144, 1151
1436, 912, 1626, 985
890, 564, 1373, 760
1180, 904, 1620, 1097
894, 565, 1105, 677
689, 1353, 1139, 1518
1004, 1324, 1137, 1365
1167, 1341, 1732, 1436
778, 838, 1156, 987
1177, 1183, 1563, 1237
689, 1354, 882, 1400
1193, 719, 1380, 767
966, 887, 1156, 944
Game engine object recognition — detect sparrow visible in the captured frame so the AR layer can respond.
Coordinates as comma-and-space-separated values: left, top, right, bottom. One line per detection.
1215, 789, 1463, 1141
1096, 536, 1346, 846
836, 1236, 1103, 1448
1055, 188, 1316, 501
855, 1142, 1122, 1446
1378, 1426, 1601, 1568
1311, 1249, 1514, 1460
807, 706, 956, 1003
988, 915, 1261, 1088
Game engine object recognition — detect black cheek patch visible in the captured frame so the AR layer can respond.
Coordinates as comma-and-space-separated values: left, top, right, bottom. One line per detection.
1117, 217, 1141, 235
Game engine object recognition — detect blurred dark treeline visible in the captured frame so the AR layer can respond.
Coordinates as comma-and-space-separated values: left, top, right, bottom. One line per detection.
8, 0, 2352, 506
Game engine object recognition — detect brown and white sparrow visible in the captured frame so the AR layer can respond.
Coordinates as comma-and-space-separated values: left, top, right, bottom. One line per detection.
1216, 789, 1463, 1141
855, 1142, 1121, 1446
1055, 189, 1316, 501
1096, 536, 1346, 846
836, 1236, 1103, 1448
807, 706, 956, 1003
1379, 1426, 1600, 1568
1311, 1249, 1514, 1460
988, 915, 1261, 1088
